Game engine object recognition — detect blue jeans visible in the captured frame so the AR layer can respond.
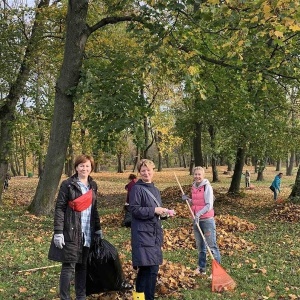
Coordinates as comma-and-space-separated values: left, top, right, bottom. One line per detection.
193, 218, 221, 271
136, 265, 159, 300
59, 247, 89, 300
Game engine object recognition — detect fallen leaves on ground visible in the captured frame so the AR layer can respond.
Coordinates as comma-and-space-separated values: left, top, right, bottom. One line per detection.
215, 215, 257, 232
88, 260, 199, 300
268, 203, 300, 223
4, 173, 300, 299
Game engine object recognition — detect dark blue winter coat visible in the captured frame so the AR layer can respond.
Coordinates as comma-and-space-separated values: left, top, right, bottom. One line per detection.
129, 179, 163, 267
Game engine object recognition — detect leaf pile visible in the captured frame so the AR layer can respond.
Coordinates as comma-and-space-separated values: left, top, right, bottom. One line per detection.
217, 228, 256, 254
171, 202, 191, 218
160, 185, 225, 206
164, 226, 256, 254
89, 260, 198, 300
268, 203, 300, 223
215, 215, 257, 232
160, 185, 191, 204
163, 227, 196, 250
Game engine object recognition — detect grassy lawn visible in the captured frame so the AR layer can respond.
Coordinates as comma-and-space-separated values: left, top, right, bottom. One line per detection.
0, 166, 299, 300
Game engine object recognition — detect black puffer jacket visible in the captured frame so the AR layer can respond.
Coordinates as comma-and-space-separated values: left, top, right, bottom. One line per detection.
48, 174, 101, 263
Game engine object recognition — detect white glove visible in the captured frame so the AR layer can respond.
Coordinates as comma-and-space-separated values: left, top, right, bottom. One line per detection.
54, 233, 65, 249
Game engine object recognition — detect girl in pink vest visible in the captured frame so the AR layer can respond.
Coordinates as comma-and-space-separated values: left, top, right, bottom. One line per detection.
184, 166, 221, 276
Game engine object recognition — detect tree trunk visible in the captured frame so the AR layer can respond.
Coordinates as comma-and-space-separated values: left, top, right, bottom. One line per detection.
289, 163, 300, 200
28, 0, 89, 215
276, 159, 281, 172
132, 147, 139, 172
157, 152, 162, 171
193, 122, 203, 167
9, 156, 17, 177
286, 150, 295, 176
21, 135, 27, 176
212, 156, 219, 182
228, 147, 246, 195
208, 125, 219, 182
177, 152, 182, 167
255, 158, 266, 181
65, 144, 74, 177
155, 131, 162, 171
117, 153, 123, 173
227, 161, 233, 172
189, 150, 194, 175
182, 153, 187, 168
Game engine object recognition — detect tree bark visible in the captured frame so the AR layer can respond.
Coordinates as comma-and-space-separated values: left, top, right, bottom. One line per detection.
28, 0, 89, 215
189, 150, 194, 175
289, 163, 300, 200
117, 153, 123, 173
155, 131, 162, 171
193, 122, 203, 167
276, 159, 281, 172
286, 150, 295, 176
208, 125, 219, 182
228, 147, 246, 195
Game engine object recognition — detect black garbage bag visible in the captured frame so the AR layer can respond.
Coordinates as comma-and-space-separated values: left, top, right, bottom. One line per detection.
86, 238, 132, 296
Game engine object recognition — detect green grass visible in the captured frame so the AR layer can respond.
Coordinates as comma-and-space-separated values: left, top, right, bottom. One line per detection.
1, 167, 300, 299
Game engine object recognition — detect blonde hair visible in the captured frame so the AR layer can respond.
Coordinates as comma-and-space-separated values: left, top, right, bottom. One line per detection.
137, 159, 155, 172
193, 166, 205, 175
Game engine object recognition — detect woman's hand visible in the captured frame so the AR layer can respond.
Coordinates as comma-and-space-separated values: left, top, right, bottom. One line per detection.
155, 207, 168, 216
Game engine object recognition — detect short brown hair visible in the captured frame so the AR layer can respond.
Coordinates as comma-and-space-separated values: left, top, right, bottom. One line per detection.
128, 174, 137, 180
137, 159, 155, 172
74, 154, 95, 172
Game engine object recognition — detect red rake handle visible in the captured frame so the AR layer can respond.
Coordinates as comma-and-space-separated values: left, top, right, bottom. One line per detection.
174, 172, 214, 260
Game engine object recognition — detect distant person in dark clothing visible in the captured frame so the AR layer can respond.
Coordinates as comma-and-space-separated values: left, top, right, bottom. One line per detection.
270, 172, 283, 200
125, 174, 137, 204
122, 174, 137, 227
3, 173, 11, 191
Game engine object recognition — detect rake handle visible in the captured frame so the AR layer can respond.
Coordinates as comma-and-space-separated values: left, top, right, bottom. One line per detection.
174, 173, 214, 260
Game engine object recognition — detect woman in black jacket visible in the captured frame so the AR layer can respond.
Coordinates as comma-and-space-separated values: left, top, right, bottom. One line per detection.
48, 154, 102, 300
129, 159, 170, 300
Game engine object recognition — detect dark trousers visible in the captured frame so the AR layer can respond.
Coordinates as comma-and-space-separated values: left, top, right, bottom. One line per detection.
59, 247, 89, 300
136, 265, 159, 300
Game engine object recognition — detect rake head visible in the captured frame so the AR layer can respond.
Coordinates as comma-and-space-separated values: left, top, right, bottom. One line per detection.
211, 260, 236, 292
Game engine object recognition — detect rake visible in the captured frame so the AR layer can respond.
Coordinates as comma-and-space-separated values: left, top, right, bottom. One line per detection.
174, 173, 236, 292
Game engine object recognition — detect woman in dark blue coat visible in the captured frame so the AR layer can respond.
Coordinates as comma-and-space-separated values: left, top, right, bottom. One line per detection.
129, 159, 169, 300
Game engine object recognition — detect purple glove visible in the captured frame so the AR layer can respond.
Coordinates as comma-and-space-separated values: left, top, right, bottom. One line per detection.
182, 194, 192, 203
194, 212, 201, 224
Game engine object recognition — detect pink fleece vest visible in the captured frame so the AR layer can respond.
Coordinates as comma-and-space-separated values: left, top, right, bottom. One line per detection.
191, 185, 214, 219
